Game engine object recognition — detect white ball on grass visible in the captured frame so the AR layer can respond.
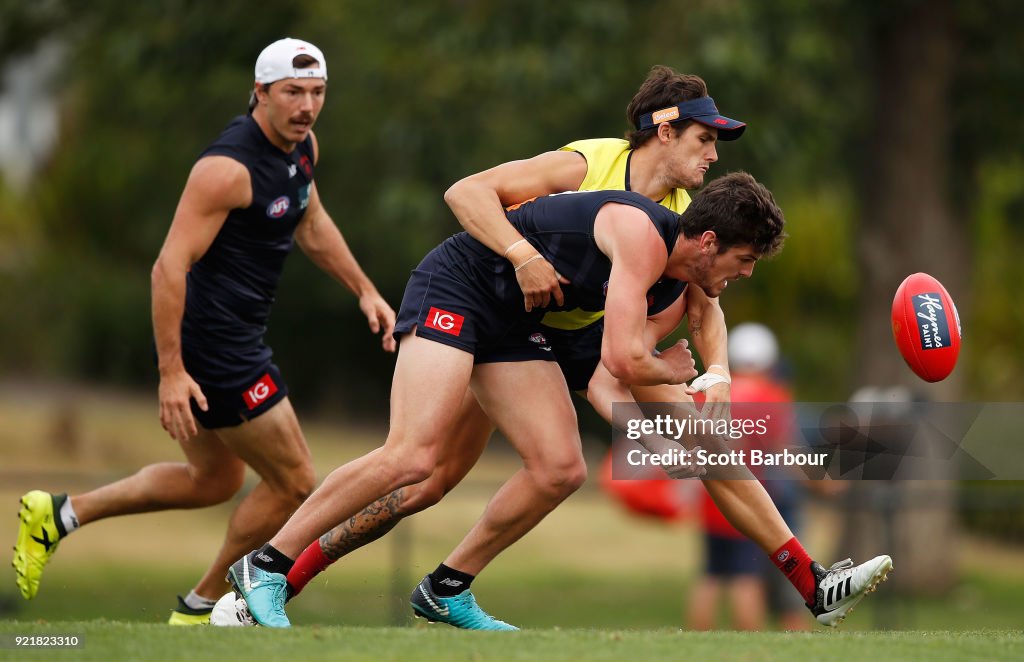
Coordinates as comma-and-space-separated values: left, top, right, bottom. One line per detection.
209, 591, 256, 627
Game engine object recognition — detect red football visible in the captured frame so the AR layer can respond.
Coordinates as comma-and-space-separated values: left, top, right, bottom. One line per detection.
891, 273, 962, 382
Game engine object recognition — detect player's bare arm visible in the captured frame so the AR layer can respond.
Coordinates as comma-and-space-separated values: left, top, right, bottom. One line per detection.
582, 287, 688, 415
684, 284, 728, 370
596, 204, 696, 385
641, 287, 689, 352
444, 150, 586, 311
681, 285, 731, 410
626, 289, 713, 423
294, 182, 396, 352
584, 291, 706, 478
152, 156, 250, 442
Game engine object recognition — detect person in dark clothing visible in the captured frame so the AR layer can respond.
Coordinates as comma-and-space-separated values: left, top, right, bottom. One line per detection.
12, 38, 395, 624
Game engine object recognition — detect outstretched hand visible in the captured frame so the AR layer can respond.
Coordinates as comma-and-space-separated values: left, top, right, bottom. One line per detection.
360, 292, 397, 353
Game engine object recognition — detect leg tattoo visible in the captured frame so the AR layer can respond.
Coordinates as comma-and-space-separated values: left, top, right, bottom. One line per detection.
318, 488, 405, 560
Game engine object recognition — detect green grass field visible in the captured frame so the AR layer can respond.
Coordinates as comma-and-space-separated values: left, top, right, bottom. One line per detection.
3, 383, 1024, 659
1, 623, 1021, 662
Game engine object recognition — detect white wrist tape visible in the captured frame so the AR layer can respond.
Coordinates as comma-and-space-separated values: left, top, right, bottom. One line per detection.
503, 238, 529, 258
689, 370, 731, 392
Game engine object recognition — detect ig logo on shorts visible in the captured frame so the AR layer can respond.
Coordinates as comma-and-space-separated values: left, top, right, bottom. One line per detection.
243, 373, 279, 410
425, 307, 465, 336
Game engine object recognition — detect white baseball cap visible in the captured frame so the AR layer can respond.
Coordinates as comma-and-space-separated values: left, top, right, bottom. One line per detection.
254, 38, 327, 84
728, 322, 779, 373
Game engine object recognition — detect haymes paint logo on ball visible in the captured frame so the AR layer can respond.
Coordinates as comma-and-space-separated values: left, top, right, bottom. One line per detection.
913, 292, 950, 350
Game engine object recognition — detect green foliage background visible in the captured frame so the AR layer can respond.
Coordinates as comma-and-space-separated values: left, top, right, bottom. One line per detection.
1, 0, 1022, 414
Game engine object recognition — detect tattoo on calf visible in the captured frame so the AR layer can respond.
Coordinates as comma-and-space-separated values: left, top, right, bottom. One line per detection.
319, 488, 405, 560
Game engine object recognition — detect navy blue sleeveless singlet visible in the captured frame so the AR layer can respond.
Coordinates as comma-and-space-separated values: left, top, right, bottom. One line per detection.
181, 114, 315, 387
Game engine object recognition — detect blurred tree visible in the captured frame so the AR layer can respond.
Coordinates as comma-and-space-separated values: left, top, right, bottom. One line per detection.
834, 0, 1022, 595
859, 0, 960, 593
0, 1, 68, 60
853, 0, 967, 401
0, 0, 1020, 415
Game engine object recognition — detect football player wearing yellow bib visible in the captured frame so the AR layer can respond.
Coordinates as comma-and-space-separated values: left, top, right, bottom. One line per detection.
272, 66, 890, 630
279, 66, 732, 608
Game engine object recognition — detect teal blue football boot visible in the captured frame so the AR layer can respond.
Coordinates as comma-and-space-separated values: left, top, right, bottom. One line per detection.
410, 575, 518, 631
226, 553, 290, 628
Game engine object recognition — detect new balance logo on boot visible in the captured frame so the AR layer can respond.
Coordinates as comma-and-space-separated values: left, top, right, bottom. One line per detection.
409, 575, 517, 631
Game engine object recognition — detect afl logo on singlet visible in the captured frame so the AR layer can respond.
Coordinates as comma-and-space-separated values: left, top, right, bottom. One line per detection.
266, 196, 290, 218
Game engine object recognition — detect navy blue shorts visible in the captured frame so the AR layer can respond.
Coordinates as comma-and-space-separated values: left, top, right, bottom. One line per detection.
187, 361, 289, 429
704, 533, 764, 577
393, 268, 556, 365
546, 321, 603, 392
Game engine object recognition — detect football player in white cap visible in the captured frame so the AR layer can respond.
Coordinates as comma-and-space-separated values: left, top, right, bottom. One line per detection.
12, 37, 396, 624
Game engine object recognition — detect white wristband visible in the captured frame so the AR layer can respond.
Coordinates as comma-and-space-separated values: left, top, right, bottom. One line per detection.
689, 370, 731, 392
503, 239, 529, 258
514, 254, 545, 272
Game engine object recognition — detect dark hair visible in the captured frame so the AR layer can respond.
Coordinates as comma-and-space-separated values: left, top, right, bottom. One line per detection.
679, 171, 786, 257
248, 54, 322, 112
625, 66, 709, 149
